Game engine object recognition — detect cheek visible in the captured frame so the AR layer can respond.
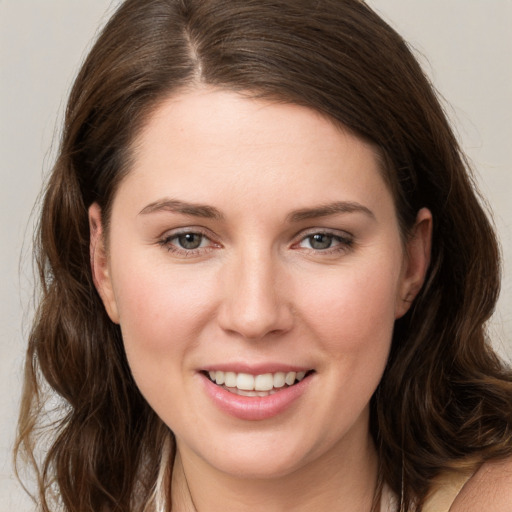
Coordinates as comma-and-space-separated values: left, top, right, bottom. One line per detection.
110, 258, 218, 365
298, 259, 401, 360
110, 259, 221, 421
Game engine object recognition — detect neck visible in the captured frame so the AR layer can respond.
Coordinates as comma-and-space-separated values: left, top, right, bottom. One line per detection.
171, 421, 379, 512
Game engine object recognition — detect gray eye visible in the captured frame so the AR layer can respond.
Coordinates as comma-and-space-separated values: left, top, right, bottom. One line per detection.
308, 234, 333, 250
177, 233, 204, 249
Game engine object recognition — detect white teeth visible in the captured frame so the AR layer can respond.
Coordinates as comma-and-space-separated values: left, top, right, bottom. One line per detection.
224, 372, 236, 388
296, 371, 306, 381
273, 372, 286, 388
285, 372, 297, 386
255, 373, 274, 391
226, 387, 279, 397
236, 389, 258, 397
208, 370, 310, 392
236, 373, 255, 391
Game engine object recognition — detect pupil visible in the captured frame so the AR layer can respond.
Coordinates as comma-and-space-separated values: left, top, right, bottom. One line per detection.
310, 234, 332, 250
178, 233, 202, 249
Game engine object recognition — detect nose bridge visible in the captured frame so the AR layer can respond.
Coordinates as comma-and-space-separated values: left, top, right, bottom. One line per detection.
218, 243, 292, 339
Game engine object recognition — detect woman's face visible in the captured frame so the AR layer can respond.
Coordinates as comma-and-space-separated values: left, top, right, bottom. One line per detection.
91, 88, 430, 480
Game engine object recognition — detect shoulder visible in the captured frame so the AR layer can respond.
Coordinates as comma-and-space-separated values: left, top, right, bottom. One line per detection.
450, 457, 512, 512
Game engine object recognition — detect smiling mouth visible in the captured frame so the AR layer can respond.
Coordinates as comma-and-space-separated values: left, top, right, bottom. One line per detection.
203, 370, 314, 397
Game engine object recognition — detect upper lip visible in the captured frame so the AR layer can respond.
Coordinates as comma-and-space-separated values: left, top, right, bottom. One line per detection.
201, 363, 313, 375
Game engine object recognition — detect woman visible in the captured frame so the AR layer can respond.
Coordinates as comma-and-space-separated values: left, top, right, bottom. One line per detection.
15, 0, 512, 510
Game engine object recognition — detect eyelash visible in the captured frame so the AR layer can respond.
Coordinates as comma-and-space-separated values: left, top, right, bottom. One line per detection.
157, 229, 354, 257
292, 230, 354, 255
158, 229, 218, 257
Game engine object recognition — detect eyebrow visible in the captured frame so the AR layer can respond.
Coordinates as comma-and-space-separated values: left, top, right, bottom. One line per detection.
139, 199, 374, 223
286, 201, 375, 223
139, 199, 224, 220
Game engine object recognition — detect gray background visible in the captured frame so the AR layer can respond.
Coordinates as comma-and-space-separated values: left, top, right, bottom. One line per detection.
1, 1, 511, 509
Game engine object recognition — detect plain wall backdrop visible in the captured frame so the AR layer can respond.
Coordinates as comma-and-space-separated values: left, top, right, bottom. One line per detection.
1, 1, 511, 509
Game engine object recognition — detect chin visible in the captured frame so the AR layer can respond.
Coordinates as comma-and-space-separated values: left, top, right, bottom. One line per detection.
210, 452, 309, 480
182, 425, 331, 481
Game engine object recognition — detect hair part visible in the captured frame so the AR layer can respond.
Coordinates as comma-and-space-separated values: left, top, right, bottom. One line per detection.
16, 1, 512, 510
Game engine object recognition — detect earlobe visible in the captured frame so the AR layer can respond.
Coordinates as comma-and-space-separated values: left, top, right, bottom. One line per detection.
89, 203, 120, 324
395, 208, 433, 318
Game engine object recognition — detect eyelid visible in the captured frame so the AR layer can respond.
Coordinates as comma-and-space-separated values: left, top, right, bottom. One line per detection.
291, 227, 355, 253
293, 227, 354, 241
155, 226, 354, 256
157, 226, 221, 256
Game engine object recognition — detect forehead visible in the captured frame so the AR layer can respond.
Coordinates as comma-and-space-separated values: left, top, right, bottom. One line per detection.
119, 87, 392, 218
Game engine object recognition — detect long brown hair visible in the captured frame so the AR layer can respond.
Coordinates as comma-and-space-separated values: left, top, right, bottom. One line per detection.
15, 0, 512, 510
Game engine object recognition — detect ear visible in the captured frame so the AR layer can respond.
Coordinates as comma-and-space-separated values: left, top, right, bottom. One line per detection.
89, 203, 120, 324
395, 207, 433, 319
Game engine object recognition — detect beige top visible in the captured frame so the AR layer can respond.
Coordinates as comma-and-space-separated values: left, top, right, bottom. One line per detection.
380, 470, 473, 512
422, 470, 472, 512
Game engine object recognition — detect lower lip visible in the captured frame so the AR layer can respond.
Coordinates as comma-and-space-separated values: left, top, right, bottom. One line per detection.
201, 373, 312, 421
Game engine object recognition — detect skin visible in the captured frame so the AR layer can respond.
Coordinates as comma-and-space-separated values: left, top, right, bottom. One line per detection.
90, 87, 432, 511
451, 458, 512, 512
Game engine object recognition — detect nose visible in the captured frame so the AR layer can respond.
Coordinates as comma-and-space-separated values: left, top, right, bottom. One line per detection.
217, 249, 294, 340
